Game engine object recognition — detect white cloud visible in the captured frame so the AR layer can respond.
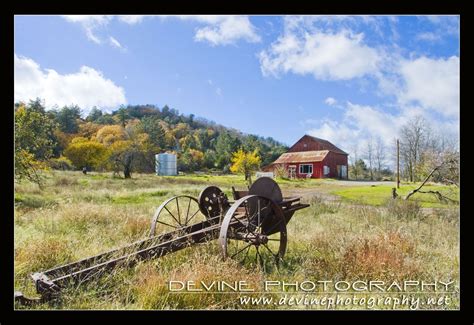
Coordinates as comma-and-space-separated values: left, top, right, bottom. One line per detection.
325, 97, 337, 106
305, 100, 458, 163
14, 54, 126, 112
62, 15, 260, 47
345, 102, 402, 141
206, 79, 222, 96
62, 15, 113, 44
191, 16, 260, 46
307, 119, 360, 153
117, 15, 147, 24
399, 56, 459, 117
109, 36, 125, 50
415, 32, 440, 42
259, 30, 380, 80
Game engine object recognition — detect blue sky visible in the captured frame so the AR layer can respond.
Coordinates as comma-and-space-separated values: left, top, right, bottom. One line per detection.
14, 15, 459, 152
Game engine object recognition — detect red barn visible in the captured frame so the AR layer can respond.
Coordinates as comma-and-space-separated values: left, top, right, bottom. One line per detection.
263, 135, 349, 179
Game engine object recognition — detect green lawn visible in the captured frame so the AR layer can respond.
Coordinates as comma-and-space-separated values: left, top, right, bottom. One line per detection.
332, 184, 459, 208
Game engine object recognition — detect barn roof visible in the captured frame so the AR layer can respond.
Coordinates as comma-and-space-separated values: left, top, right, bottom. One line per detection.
273, 150, 330, 164
289, 134, 348, 155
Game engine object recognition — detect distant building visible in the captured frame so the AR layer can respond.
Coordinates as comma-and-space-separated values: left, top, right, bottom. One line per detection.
262, 135, 348, 179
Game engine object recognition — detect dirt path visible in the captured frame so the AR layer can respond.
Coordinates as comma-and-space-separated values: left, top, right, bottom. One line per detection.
283, 187, 340, 202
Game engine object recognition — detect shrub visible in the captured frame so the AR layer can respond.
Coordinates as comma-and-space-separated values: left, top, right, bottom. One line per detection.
384, 198, 423, 220
306, 195, 340, 215
49, 156, 74, 171
342, 231, 419, 280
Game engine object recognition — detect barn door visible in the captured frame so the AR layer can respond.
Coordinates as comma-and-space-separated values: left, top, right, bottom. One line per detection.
288, 165, 296, 179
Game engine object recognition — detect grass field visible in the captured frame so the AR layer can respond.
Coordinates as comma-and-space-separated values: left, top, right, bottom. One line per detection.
14, 171, 460, 310
333, 184, 459, 208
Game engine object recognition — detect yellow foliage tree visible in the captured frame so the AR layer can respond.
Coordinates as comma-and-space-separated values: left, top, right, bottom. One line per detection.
95, 125, 127, 146
64, 139, 109, 170
78, 122, 101, 138
230, 149, 261, 187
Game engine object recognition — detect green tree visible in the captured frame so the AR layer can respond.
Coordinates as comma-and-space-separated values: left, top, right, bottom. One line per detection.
179, 149, 204, 171
14, 100, 57, 187
352, 159, 368, 180
203, 149, 217, 169
137, 116, 166, 149
242, 135, 261, 152
116, 107, 129, 127
215, 132, 241, 171
55, 105, 81, 133
96, 114, 115, 125
86, 107, 103, 122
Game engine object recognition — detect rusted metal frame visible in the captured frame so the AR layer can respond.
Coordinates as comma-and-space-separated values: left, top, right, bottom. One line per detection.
36, 217, 240, 295
280, 197, 301, 207
282, 203, 310, 214
50, 225, 223, 290
38, 216, 222, 281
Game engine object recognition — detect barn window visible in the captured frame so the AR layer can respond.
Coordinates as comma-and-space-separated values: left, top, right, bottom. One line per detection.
323, 166, 330, 175
299, 164, 313, 174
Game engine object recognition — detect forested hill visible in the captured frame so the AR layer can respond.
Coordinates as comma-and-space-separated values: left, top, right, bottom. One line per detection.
14, 99, 288, 176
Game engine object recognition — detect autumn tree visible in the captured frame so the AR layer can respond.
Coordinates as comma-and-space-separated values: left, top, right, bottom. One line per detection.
14, 100, 57, 187
78, 122, 102, 139
230, 149, 261, 186
108, 140, 138, 178
95, 125, 127, 146
64, 137, 109, 170
179, 149, 204, 171
97, 123, 152, 178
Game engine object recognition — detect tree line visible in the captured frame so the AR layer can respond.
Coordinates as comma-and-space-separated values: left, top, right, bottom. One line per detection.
348, 116, 459, 184
15, 99, 288, 185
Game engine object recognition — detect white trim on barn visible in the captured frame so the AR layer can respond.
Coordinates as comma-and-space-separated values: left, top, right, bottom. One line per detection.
299, 164, 313, 174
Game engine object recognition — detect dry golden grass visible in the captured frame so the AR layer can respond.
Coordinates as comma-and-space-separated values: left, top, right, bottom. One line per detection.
341, 231, 419, 280
14, 171, 460, 310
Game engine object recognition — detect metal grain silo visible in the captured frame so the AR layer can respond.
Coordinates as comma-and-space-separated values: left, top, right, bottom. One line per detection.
155, 153, 177, 176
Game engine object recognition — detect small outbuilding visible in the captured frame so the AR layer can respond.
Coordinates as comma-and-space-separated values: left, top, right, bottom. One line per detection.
263, 135, 349, 179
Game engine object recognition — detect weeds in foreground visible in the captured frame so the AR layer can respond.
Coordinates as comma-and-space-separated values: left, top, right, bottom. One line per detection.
14, 172, 460, 309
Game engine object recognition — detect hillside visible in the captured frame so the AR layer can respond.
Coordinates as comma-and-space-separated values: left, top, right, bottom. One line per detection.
14, 99, 288, 178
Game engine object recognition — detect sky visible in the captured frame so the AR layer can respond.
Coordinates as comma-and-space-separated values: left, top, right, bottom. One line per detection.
14, 15, 460, 153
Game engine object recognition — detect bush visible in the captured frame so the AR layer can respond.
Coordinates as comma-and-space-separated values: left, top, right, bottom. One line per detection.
49, 156, 74, 170
384, 198, 423, 220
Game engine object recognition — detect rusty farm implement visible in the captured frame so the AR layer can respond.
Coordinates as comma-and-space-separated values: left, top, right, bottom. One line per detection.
15, 177, 309, 305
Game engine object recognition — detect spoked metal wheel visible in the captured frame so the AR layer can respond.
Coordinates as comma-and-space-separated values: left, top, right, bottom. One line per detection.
149, 195, 205, 237
219, 195, 287, 271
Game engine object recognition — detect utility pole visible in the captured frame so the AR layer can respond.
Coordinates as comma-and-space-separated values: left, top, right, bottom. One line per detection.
396, 139, 400, 189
